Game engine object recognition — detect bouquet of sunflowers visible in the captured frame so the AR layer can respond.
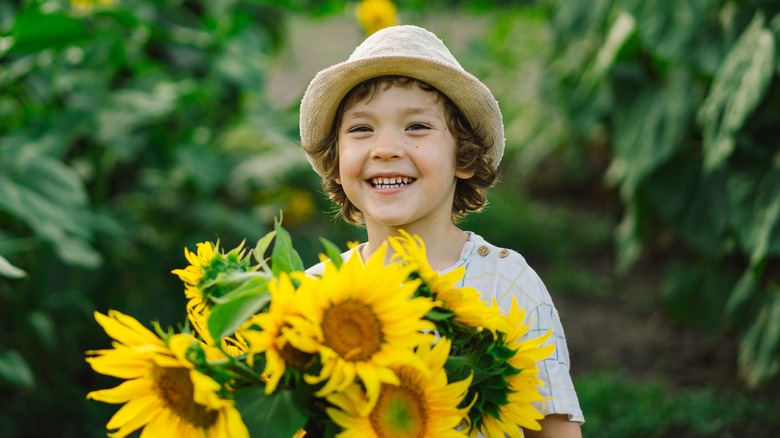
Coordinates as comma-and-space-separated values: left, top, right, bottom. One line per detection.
85, 221, 554, 437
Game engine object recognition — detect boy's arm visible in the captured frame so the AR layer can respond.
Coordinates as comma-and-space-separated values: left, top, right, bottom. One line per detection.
524, 414, 582, 438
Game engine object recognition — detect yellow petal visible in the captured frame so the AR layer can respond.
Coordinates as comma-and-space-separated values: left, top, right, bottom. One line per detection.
105, 395, 162, 437
95, 311, 161, 346
87, 378, 153, 403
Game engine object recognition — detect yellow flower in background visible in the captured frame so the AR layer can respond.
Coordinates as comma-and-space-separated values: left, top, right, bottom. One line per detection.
284, 244, 436, 416
85, 311, 249, 438
355, 0, 398, 36
390, 230, 509, 332
70, 0, 116, 14
327, 339, 473, 438
284, 188, 315, 225
469, 297, 554, 437
241, 272, 315, 394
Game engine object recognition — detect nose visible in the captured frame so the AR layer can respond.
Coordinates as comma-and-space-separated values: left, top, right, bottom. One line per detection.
370, 129, 405, 160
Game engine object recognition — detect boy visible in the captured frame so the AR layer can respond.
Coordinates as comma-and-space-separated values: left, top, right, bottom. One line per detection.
299, 25, 583, 437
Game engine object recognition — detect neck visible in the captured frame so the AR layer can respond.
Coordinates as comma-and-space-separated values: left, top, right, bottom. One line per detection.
361, 222, 469, 271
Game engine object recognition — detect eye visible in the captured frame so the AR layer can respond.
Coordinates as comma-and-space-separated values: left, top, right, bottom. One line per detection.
346, 125, 372, 133
407, 122, 432, 131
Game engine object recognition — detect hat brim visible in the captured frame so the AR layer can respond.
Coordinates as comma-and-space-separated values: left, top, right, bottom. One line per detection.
299, 54, 504, 176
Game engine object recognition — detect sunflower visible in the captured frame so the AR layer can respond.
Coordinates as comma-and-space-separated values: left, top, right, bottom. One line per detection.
86, 310, 248, 438
172, 241, 216, 314
355, 0, 398, 36
389, 231, 508, 333
469, 297, 554, 437
240, 272, 315, 394
284, 244, 436, 415
171, 240, 256, 314
172, 241, 256, 355
326, 338, 473, 438
189, 305, 249, 358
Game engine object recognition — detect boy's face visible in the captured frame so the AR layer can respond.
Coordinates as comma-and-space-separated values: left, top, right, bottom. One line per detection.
336, 83, 473, 231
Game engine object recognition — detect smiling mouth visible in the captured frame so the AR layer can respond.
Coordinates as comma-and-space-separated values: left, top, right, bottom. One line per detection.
369, 176, 416, 189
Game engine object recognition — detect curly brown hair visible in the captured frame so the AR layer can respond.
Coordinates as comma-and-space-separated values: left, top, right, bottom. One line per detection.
302, 76, 498, 226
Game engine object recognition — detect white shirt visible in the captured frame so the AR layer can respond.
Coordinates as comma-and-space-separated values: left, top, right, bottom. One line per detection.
446, 232, 584, 423
306, 231, 584, 426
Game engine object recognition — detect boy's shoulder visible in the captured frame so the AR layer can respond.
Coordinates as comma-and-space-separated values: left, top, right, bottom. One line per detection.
462, 232, 528, 270
304, 246, 361, 277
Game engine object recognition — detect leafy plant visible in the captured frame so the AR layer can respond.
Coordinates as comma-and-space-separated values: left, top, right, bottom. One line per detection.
542, 0, 780, 386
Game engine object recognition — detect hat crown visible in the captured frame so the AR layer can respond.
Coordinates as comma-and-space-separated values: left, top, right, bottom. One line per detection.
348, 25, 463, 71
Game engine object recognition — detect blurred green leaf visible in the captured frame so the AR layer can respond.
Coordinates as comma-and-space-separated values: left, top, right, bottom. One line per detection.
661, 260, 735, 329
608, 71, 690, 197
271, 219, 304, 276
318, 237, 344, 269
235, 386, 308, 438
642, 159, 729, 254
739, 290, 780, 387
0, 254, 26, 279
8, 10, 88, 55
584, 10, 636, 87
725, 264, 761, 328
27, 311, 57, 351
697, 12, 776, 171
0, 141, 102, 268
629, 0, 720, 63
0, 349, 35, 390
729, 170, 780, 264
208, 290, 270, 341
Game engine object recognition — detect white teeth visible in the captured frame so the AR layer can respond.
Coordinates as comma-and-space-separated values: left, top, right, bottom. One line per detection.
370, 176, 414, 188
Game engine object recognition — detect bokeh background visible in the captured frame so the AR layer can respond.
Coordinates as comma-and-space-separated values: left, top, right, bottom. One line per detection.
2, 0, 780, 436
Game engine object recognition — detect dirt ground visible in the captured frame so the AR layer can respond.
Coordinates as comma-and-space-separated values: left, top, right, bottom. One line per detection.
556, 286, 739, 388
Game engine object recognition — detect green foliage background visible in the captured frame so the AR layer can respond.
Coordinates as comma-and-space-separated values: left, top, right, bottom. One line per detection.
1, 0, 779, 436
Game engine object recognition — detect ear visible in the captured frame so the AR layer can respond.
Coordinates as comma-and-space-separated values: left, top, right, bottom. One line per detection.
455, 168, 474, 180
335, 177, 342, 185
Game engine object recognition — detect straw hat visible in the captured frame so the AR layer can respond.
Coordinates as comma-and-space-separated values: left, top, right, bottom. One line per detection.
299, 25, 504, 176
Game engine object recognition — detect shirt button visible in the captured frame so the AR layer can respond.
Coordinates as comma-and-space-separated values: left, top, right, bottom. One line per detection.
478, 246, 490, 256
499, 249, 509, 258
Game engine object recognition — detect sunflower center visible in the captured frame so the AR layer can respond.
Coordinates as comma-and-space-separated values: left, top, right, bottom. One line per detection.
321, 300, 383, 361
369, 369, 428, 437
154, 366, 218, 429
281, 341, 315, 369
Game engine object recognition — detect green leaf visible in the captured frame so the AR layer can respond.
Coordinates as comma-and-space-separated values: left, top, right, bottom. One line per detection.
697, 12, 776, 171
208, 291, 270, 341
0, 349, 35, 389
661, 260, 735, 329
0, 143, 103, 268
8, 10, 88, 54
254, 230, 277, 267
318, 237, 343, 269
739, 290, 780, 387
209, 274, 270, 304
584, 11, 636, 87
629, 0, 721, 62
271, 219, 304, 276
725, 267, 760, 327
642, 158, 729, 254
728, 170, 780, 264
235, 386, 309, 438
755, 290, 780, 379
0, 254, 26, 279
614, 201, 645, 272
608, 72, 690, 197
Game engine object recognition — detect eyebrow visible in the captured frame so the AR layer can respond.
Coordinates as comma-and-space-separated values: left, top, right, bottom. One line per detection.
344, 106, 441, 120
